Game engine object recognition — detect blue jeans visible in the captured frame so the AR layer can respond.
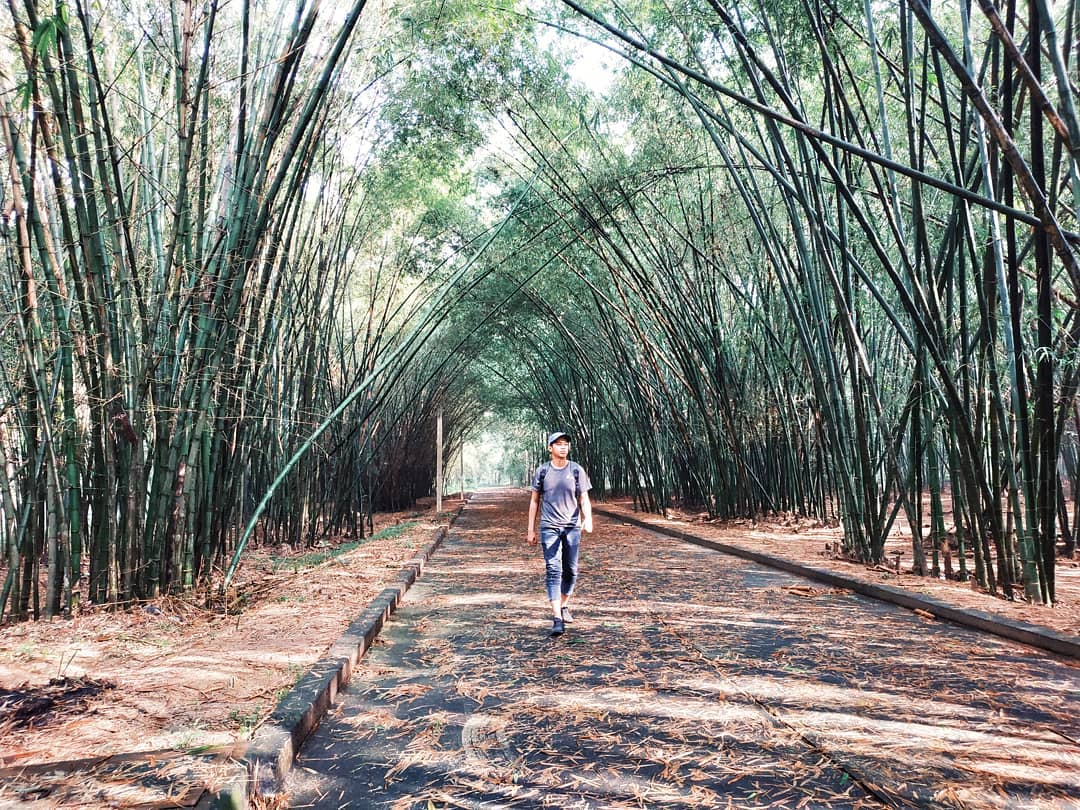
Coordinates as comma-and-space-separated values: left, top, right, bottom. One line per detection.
540, 525, 580, 603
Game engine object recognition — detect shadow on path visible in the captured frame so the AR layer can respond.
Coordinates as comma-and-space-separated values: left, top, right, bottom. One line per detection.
286, 489, 1080, 809
0, 746, 238, 807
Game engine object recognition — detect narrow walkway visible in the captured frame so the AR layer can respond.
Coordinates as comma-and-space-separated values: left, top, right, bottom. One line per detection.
285, 489, 1080, 809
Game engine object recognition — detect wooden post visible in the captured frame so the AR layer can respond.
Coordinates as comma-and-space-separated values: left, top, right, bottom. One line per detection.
460, 442, 465, 501
436, 409, 443, 514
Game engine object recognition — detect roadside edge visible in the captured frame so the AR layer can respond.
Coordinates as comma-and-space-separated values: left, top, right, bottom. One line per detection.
597, 507, 1080, 661
199, 503, 466, 808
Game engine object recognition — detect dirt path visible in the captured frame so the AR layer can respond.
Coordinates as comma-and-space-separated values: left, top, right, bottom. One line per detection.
284, 489, 1080, 809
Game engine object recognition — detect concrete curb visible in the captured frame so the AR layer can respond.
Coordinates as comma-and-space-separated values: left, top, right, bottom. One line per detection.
207, 506, 465, 807
597, 507, 1080, 661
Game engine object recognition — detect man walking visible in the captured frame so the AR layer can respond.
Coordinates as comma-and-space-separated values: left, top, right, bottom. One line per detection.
526, 431, 593, 636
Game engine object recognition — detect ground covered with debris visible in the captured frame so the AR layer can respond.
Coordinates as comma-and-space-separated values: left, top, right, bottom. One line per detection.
286, 491, 1080, 809
0, 502, 459, 807
0, 492, 1077, 808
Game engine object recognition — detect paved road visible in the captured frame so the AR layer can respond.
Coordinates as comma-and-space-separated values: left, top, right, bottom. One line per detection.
285, 489, 1080, 809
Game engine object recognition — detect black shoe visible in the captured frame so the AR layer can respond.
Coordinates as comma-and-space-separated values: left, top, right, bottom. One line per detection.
550, 618, 565, 636
561, 607, 574, 623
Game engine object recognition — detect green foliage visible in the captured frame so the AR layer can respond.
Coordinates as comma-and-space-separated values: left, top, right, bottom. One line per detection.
270, 521, 420, 572
227, 707, 262, 735
364, 0, 573, 208
31, 7, 67, 58
2, 0, 1072, 621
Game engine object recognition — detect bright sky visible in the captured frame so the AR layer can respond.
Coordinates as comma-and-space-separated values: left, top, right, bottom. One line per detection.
566, 35, 619, 96
527, 0, 620, 97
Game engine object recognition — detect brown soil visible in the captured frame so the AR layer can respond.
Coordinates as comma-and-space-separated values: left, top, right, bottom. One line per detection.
0, 499, 463, 807
1, 491, 1076, 807
600, 499, 1080, 638
285, 489, 1080, 810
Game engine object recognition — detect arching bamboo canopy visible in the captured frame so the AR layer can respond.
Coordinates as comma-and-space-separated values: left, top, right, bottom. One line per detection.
1, 0, 1076, 619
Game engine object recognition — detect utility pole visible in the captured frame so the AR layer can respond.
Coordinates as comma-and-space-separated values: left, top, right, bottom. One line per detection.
436, 409, 443, 514
460, 442, 466, 501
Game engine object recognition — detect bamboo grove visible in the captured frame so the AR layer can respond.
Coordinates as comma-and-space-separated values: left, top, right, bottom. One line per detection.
0, 0, 499, 620
2, 0, 1078, 621
471, 0, 1079, 605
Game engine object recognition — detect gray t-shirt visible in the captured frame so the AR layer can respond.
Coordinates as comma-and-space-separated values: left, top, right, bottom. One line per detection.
532, 461, 592, 528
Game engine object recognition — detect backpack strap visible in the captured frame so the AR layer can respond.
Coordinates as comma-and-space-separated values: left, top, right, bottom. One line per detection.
537, 463, 548, 497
